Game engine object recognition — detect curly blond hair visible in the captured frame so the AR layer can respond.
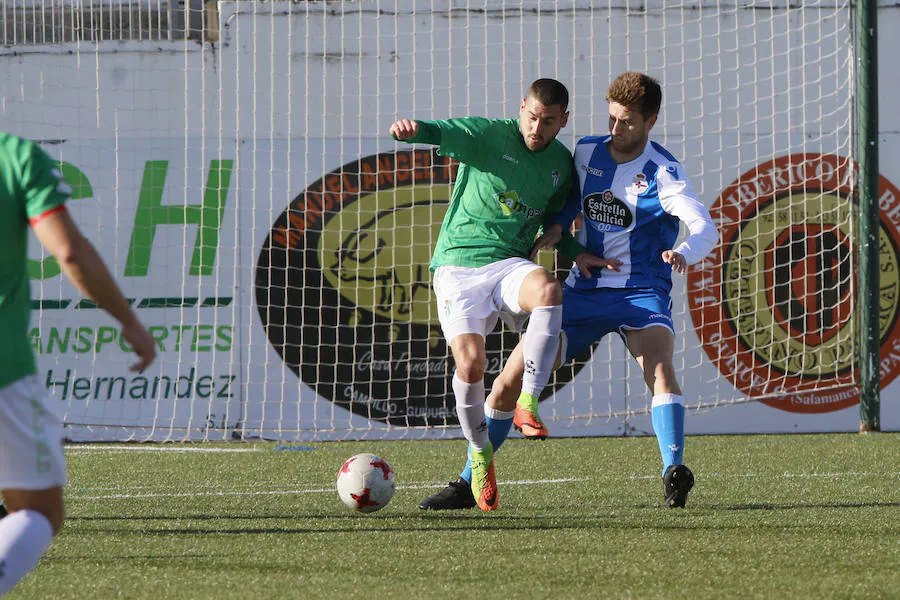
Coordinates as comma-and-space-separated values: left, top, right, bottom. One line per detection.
606, 72, 662, 118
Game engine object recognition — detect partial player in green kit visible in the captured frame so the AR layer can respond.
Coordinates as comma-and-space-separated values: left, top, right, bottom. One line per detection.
0, 131, 156, 595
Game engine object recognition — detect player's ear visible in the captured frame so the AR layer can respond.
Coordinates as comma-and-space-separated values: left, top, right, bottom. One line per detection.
560, 110, 569, 128
647, 113, 658, 131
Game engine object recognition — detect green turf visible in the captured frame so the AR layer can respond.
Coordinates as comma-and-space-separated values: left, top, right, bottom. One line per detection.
7, 433, 900, 599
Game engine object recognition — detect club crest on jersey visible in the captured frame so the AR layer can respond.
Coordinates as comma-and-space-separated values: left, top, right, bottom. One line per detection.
551, 169, 560, 188
630, 173, 649, 193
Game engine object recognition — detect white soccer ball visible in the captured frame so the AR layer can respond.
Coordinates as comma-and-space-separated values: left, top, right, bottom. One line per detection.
336, 453, 395, 513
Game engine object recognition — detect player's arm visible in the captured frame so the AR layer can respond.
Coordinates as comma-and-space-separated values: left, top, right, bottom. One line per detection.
658, 164, 719, 274
390, 117, 491, 164
533, 177, 622, 275
30, 209, 156, 372
533, 173, 584, 258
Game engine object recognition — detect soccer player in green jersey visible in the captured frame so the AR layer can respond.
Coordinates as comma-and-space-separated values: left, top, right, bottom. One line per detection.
390, 79, 611, 511
0, 131, 156, 595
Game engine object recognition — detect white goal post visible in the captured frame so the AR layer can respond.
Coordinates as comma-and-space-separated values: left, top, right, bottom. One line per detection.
2, 0, 869, 441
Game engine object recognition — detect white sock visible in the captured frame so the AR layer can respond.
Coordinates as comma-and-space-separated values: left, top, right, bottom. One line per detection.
521, 305, 563, 396
484, 405, 515, 420
0, 510, 54, 596
452, 373, 489, 451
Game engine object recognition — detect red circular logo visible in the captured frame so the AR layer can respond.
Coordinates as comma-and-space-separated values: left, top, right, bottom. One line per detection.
688, 154, 900, 413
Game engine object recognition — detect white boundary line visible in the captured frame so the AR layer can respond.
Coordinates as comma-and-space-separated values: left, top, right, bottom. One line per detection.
627, 471, 900, 480
68, 477, 589, 501
66, 446, 265, 453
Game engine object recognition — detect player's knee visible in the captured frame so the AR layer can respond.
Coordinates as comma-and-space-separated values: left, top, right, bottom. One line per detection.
652, 359, 676, 379
533, 278, 562, 307
644, 359, 679, 391
454, 359, 485, 383
449, 335, 486, 382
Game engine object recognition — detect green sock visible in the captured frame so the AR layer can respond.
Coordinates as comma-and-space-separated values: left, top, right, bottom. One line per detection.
516, 392, 539, 414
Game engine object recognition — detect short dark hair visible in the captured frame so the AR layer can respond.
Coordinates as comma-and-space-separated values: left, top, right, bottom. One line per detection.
606, 72, 662, 119
527, 78, 569, 113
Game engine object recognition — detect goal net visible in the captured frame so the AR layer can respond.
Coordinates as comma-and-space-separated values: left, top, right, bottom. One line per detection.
2, 0, 861, 441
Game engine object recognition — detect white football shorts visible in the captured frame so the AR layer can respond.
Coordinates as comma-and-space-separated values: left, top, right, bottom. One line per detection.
432, 257, 543, 343
0, 375, 68, 490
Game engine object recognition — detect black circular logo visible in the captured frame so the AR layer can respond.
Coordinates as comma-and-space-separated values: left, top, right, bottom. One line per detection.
255, 150, 586, 426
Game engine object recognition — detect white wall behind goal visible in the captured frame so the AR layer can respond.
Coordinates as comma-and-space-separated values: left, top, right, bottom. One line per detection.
1, 0, 898, 440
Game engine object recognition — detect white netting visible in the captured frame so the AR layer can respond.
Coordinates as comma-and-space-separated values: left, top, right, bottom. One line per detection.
1, 0, 857, 440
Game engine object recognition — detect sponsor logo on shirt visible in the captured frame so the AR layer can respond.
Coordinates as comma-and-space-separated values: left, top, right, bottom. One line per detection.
497, 190, 544, 219
581, 164, 604, 177
502, 154, 519, 164
582, 190, 633, 230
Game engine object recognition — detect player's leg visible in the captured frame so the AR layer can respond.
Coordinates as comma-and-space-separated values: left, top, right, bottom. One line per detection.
507, 266, 562, 439
457, 286, 601, 484
456, 342, 525, 487
625, 322, 694, 508
420, 333, 498, 511
626, 325, 685, 468
419, 266, 498, 511
448, 333, 498, 511
423, 284, 606, 510
0, 487, 63, 595
449, 333, 490, 454
0, 376, 68, 595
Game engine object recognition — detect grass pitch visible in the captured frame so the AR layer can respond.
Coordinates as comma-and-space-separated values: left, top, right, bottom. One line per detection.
8, 433, 899, 599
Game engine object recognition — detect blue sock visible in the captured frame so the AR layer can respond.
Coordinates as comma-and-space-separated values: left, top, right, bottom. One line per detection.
460, 411, 514, 483
651, 399, 685, 476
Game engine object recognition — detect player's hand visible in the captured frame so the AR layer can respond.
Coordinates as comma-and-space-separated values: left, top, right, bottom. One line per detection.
389, 119, 419, 141
122, 320, 157, 373
662, 250, 687, 274
574, 253, 622, 278
530, 224, 563, 260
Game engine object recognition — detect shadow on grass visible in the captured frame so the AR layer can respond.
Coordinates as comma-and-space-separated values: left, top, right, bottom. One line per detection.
62, 498, 900, 536
703, 500, 900, 511
46, 553, 226, 562
66, 512, 599, 535
622, 499, 900, 511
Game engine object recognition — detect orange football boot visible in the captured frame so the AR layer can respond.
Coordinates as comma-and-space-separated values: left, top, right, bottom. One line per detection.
513, 405, 549, 440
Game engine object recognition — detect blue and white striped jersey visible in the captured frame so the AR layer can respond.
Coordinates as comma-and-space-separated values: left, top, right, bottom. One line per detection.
552, 136, 717, 293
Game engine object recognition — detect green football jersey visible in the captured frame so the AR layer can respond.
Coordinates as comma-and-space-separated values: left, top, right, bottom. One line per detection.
0, 132, 70, 389
407, 117, 573, 271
